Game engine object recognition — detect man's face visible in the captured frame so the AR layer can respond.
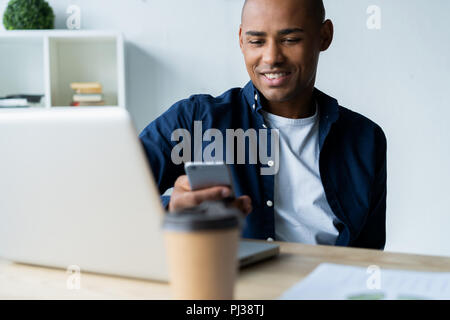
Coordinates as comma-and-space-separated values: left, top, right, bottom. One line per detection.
239, 0, 327, 103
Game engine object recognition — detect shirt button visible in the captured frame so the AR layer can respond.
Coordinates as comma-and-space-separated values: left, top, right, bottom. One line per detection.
255, 94, 258, 101
267, 160, 274, 167
262, 123, 267, 129
266, 237, 274, 242
266, 200, 273, 207
252, 103, 256, 110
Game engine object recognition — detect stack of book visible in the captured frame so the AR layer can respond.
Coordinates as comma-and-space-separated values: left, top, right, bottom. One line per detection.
70, 82, 105, 106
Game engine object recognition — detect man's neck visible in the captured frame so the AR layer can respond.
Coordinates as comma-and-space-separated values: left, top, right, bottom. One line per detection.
262, 86, 316, 119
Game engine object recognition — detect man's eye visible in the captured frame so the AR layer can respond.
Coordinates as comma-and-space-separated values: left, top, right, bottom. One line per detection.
249, 40, 263, 45
283, 38, 301, 44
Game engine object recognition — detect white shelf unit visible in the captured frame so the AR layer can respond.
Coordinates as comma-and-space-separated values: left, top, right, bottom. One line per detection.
0, 30, 125, 108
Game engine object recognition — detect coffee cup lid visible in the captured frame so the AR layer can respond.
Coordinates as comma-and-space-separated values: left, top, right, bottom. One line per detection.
163, 201, 242, 231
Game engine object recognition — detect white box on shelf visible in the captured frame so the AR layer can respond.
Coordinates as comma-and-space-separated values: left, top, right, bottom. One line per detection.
0, 35, 45, 100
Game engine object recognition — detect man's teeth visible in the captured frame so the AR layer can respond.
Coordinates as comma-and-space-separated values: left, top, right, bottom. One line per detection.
264, 73, 289, 79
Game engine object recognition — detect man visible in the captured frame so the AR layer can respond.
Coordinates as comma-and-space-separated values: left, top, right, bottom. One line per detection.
139, 0, 387, 249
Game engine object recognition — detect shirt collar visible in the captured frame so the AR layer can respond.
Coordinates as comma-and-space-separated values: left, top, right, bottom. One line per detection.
242, 80, 339, 121
242, 80, 340, 149
242, 80, 264, 113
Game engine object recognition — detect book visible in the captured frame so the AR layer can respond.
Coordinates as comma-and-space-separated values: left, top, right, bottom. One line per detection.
73, 94, 103, 102
75, 87, 103, 94
71, 100, 105, 107
70, 82, 102, 90
70, 82, 104, 106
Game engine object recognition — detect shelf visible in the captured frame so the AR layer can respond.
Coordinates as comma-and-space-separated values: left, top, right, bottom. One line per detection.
0, 30, 125, 109
48, 36, 119, 107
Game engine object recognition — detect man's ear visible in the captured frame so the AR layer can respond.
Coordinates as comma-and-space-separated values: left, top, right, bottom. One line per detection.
320, 20, 334, 51
239, 24, 244, 52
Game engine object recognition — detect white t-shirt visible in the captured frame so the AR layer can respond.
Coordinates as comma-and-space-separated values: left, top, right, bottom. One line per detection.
261, 103, 339, 245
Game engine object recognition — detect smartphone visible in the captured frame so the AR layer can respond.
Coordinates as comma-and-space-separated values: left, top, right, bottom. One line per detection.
184, 162, 235, 197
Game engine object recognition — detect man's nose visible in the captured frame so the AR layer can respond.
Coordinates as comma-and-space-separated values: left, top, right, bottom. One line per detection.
262, 40, 284, 66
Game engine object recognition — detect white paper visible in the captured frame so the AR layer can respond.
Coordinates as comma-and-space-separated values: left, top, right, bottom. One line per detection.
279, 263, 450, 300
0, 99, 28, 107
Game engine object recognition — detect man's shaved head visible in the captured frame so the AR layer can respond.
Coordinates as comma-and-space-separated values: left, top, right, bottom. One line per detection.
238, 0, 333, 115
242, 0, 325, 26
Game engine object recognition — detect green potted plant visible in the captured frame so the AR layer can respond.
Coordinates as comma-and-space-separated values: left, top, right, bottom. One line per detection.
3, 0, 55, 30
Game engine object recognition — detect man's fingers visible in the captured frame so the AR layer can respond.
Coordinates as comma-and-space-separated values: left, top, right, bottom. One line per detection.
177, 186, 232, 208
232, 195, 252, 216
174, 175, 192, 191
169, 175, 252, 216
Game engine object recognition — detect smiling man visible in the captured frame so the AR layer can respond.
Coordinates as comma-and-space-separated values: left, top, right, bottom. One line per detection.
139, 0, 387, 249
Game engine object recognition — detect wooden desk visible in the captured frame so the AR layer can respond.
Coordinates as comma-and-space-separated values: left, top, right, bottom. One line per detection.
1, 241, 450, 299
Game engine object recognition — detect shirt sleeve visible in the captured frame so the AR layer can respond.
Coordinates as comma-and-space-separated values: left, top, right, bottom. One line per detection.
352, 127, 387, 250
138, 99, 195, 210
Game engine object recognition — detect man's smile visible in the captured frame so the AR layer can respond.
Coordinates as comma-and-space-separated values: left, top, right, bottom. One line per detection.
260, 71, 292, 87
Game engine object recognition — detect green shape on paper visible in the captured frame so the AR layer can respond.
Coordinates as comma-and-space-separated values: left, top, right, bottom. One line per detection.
347, 291, 385, 300
396, 294, 429, 300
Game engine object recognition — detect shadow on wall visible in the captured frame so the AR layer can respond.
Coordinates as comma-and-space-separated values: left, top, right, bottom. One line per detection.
125, 41, 172, 133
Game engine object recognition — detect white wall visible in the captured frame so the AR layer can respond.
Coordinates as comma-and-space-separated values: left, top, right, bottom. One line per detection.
1, 0, 449, 257
319, 0, 450, 257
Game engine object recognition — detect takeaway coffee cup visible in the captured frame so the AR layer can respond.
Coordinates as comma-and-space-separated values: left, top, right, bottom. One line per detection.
163, 201, 242, 300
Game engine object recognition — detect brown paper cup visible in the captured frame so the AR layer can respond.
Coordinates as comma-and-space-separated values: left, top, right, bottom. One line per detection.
163, 201, 241, 300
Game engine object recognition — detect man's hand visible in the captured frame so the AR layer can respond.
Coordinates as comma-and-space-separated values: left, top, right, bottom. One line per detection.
168, 175, 252, 215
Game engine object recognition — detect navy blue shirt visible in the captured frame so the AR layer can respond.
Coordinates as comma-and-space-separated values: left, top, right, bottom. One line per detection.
139, 81, 387, 249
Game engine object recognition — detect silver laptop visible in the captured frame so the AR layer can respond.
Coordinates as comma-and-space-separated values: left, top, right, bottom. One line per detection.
0, 108, 278, 281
